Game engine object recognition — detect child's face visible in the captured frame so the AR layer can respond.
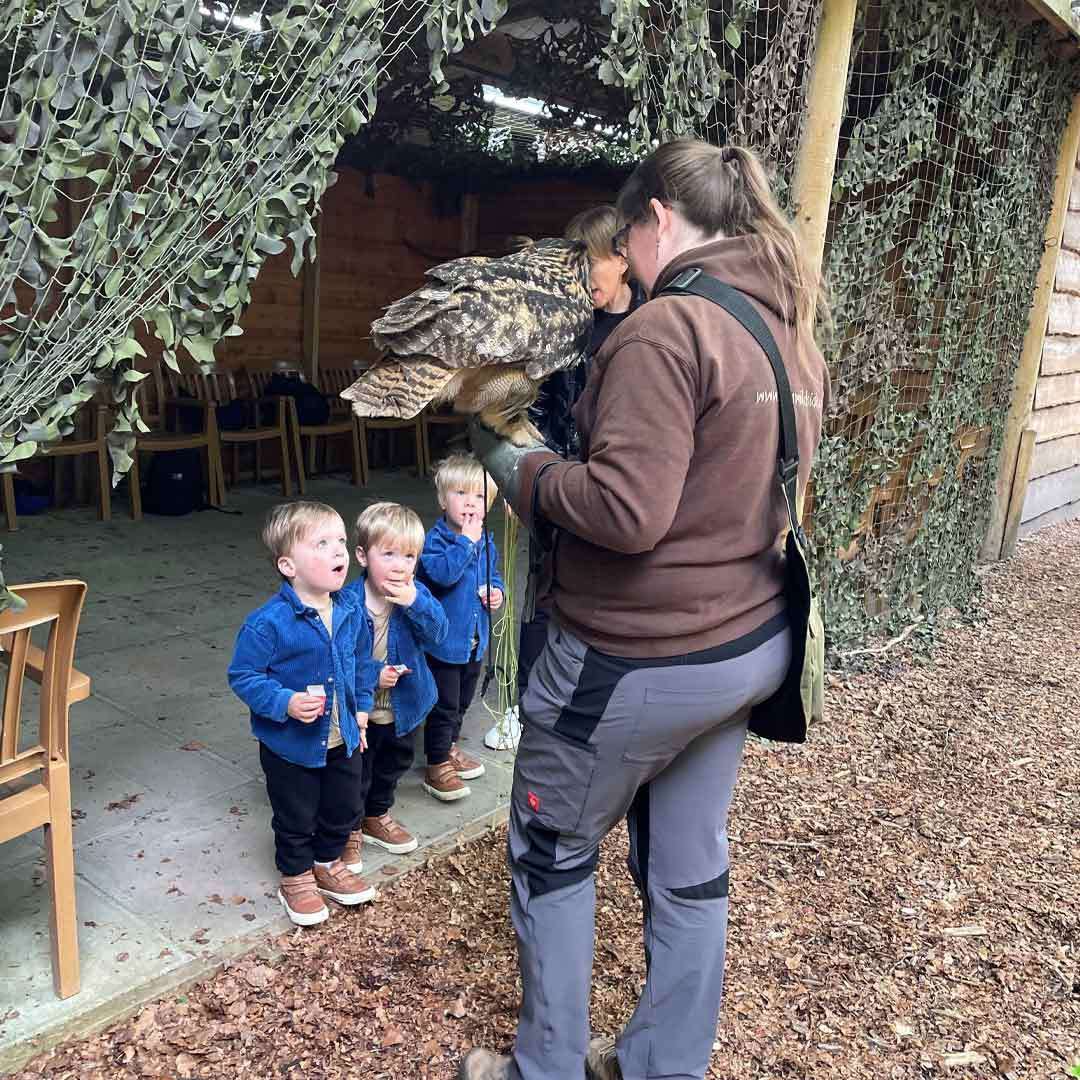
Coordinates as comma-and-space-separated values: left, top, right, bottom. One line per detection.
440, 484, 486, 533
279, 515, 349, 597
357, 534, 418, 597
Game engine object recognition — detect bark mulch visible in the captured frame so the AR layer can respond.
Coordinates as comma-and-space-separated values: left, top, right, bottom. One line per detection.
12, 522, 1080, 1080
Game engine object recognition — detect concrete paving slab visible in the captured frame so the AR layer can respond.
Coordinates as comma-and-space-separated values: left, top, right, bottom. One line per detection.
0, 861, 176, 1052
74, 780, 282, 950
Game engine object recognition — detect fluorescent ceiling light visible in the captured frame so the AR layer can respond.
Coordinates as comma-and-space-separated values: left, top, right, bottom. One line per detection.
482, 84, 548, 117
199, 4, 266, 33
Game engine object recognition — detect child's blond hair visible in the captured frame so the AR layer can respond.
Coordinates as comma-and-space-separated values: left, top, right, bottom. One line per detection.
433, 452, 498, 511
354, 502, 426, 553
262, 501, 343, 572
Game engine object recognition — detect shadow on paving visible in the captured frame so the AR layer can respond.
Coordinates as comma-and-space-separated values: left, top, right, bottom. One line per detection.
0, 472, 524, 1073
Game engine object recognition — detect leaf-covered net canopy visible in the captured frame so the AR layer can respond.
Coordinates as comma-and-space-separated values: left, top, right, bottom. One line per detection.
3, 0, 1079, 652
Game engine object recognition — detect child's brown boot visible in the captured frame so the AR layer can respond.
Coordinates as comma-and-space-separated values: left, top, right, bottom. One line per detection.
278, 870, 329, 927
313, 859, 376, 905
449, 742, 485, 780
424, 760, 471, 802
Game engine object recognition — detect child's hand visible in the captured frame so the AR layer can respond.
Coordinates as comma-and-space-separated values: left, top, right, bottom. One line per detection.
356, 712, 369, 752
383, 577, 417, 607
462, 512, 484, 543
479, 585, 504, 611
288, 692, 324, 724
378, 664, 403, 690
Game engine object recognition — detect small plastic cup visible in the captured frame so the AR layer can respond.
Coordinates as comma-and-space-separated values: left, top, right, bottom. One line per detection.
306, 684, 328, 715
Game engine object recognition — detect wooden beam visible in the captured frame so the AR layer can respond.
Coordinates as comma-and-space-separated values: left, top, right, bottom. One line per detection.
1019, 0, 1080, 42
1001, 428, 1037, 558
302, 211, 323, 384
789, 0, 859, 273
981, 91, 1080, 561
790, 0, 857, 523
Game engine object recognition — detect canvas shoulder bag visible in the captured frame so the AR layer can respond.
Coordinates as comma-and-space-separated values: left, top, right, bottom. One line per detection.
659, 268, 825, 742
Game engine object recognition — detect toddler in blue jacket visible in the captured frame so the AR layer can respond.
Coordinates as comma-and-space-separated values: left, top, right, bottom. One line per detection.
418, 454, 505, 802
340, 502, 448, 858
228, 501, 378, 927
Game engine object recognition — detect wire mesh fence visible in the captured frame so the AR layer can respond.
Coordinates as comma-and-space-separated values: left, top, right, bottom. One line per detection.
811, 0, 1078, 648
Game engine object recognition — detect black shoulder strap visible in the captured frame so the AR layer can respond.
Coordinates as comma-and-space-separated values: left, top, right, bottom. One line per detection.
659, 267, 803, 540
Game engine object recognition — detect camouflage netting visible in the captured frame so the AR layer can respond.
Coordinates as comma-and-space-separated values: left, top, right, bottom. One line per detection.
2, 0, 1079, 648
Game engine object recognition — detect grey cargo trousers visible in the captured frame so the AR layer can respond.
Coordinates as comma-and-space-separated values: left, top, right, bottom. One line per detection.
508, 614, 791, 1080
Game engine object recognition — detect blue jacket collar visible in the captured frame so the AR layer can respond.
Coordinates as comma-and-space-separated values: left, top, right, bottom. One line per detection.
277, 580, 356, 616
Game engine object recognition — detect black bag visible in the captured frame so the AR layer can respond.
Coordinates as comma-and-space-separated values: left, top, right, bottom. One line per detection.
142, 449, 204, 516
659, 269, 825, 743
263, 373, 330, 426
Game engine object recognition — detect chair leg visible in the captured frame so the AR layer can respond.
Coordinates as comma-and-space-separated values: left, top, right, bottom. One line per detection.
358, 422, 370, 487
231, 443, 239, 488
2, 470, 16, 532
44, 758, 80, 999
307, 435, 317, 479
97, 447, 111, 522
350, 420, 364, 486
129, 451, 142, 520
414, 419, 426, 477
290, 421, 306, 497
254, 440, 262, 485
280, 431, 294, 498
420, 418, 432, 478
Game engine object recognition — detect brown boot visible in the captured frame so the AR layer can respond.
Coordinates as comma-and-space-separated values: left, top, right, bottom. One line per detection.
312, 859, 376, 905
362, 812, 418, 854
457, 1048, 512, 1080
449, 742, 485, 780
341, 829, 363, 874
278, 870, 329, 927
424, 760, 471, 803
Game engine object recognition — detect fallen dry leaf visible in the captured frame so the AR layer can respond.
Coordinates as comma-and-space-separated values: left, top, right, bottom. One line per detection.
382, 1026, 405, 1048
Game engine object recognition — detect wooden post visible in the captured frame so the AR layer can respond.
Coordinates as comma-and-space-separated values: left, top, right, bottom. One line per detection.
790, 0, 857, 525
981, 91, 1080, 561
789, 0, 858, 273
1000, 428, 1037, 558
302, 211, 323, 385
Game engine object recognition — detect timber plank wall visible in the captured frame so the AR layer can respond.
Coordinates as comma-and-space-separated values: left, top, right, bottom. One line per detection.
216, 168, 615, 373
1022, 144, 1080, 536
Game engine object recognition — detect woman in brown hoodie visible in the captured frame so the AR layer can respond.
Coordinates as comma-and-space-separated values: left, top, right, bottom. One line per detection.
462, 140, 831, 1080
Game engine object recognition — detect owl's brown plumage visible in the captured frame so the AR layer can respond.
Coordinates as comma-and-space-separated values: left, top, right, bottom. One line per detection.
341, 239, 593, 444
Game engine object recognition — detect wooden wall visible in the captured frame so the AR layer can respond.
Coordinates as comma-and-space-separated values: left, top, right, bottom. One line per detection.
213, 169, 619, 376
1021, 144, 1080, 536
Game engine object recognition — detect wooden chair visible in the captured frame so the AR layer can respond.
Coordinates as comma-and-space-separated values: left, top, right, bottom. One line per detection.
256, 364, 366, 495
421, 405, 470, 474
129, 365, 225, 520
174, 365, 293, 501
322, 361, 426, 476
3, 403, 112, 532
0, 580, 88, 999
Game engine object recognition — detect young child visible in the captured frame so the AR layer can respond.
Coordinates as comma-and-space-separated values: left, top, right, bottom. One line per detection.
228, 501, 377, 927
339, 502, 448, 857
417, 454, 505, 802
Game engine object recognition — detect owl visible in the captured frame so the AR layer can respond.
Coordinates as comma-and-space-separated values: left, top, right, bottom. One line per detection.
341, 239, 593, 445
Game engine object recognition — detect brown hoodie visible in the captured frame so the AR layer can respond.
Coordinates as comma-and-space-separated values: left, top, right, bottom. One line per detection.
516, 236, 831, 658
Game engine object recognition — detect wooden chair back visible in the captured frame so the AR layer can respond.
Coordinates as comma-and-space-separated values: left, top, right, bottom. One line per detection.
1, 581, 86, 788
0, 580, 87, 998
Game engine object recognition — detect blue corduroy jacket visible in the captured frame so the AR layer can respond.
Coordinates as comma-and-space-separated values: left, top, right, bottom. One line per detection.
227, 582, 376, 768
339, 578, 449, 738
418, 516, 506, 664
